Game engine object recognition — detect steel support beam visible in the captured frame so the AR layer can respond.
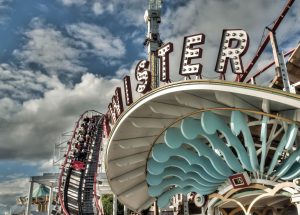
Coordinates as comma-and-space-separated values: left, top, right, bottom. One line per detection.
25, 179, 34, 215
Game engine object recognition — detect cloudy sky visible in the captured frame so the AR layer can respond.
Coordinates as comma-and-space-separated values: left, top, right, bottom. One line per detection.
0, 0, 299, 212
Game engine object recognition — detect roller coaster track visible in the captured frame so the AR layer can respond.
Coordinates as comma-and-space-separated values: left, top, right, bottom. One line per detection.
57, 110, 104, 215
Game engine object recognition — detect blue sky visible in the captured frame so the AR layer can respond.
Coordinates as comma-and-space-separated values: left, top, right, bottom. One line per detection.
0, 0, 300, 212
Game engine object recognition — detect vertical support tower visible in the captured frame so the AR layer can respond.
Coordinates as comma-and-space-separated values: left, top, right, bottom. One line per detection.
144, 0, 163, 89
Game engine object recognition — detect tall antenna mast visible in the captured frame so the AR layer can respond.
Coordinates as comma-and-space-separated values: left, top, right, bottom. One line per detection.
144, 0, 163, 89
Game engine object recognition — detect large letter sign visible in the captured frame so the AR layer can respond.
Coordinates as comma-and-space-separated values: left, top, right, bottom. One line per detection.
102, 115, 111, 138
135, 60, 151, 94
215, 29, 249, 79
158, 42, 173, 82
179, 34, 205, 77
123, 75, 133, 106
108, 87, 124, 124
104, 28, 252, 134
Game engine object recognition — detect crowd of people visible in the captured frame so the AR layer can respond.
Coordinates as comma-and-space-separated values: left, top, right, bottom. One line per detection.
71, 116, 97, 164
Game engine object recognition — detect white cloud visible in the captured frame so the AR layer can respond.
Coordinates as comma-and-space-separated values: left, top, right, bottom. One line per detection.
0, 177, 28, 196
58, 0, 86, 6
97, 0, 146, 26
58, 0, 146, 26
0, 73, 121, 161
13, 18, 86, 76
0, 177, 33, 207
1, 18, 127, 163
13, 18, 126, 83
0, 203, 8, 207
0, 97, 20, 119
0, 63, 62, 102
6, 173, 26, 180
38, 159, 57, 174
92, 2, 104, 15
66, 22, 126, 58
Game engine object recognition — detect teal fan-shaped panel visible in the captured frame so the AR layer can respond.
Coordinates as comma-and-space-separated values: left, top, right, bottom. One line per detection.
146, 111, 299, 208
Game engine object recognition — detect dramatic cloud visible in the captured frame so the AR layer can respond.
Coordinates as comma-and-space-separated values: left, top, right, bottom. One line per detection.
0, 97, 20, 119
0, 63, 62, 102
66, 22, 126, 58
0, 73, 121, 161
2, 16, 127, 167
13, 18, 86, 77
13, 18, 126, 82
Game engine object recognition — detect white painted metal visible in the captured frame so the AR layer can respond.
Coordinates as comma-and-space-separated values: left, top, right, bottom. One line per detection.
111, 166, 145, 183
47, 185, 54, 215
25, 179, 34, 215
144, 0, 163, 88
130, 117, 174, 128
124, 205, 127, 215
105, 80, 300, 211
269, 31, 295, 93
113, 194, 117, 215
287, 43, 300, 86
109, 152, 148, 167
25, 173, 58, 215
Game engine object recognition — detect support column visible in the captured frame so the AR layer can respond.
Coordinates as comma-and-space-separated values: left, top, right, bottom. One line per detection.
269, 31, 295, 93
154, 201, 159, 215
291, 193, 300, 215
183, 195, 189, 215
113, 194, 117, 215
124, 205, 127, 215
47, 184, 54, 215
26, 178, 34, 215
206, 206, 214, 215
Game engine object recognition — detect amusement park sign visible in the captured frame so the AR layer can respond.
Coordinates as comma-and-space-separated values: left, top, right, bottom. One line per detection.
103, 29, 250, 136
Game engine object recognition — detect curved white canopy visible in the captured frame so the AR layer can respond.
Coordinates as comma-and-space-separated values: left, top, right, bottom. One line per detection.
105, 80, 300, 211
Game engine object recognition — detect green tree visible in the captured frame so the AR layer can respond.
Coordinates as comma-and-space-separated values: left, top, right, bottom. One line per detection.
102, 194, 113, 215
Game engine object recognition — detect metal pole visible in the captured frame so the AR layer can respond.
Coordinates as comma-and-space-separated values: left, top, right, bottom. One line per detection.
47, 185, 54, 215
124, 205, 127, 215
25, 178, 34, 215
245, 49, 294, 83
145, 0, 163, 89
182, 195, 189, 215
240, 0, 295, 82
113, 194, 117, 215
291, 193, 300, 215
269, 31, 295, 93
154, 201, 159, 215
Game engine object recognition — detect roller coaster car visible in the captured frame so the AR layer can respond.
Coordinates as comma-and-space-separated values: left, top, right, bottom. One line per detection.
71, 160, 86, 170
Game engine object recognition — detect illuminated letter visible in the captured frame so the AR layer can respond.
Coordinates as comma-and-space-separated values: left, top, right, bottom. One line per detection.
103, 114, 111, 138
123, 75, 133, 106
157, 42, 173, 82
179, 34, 205, 77
215, 29, 249, 79
108, 87, 124, 124
135, 60, 151, 94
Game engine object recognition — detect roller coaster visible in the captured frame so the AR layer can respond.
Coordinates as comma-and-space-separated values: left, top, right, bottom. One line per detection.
56, 110, 104, 215
42, 1, 300, 214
